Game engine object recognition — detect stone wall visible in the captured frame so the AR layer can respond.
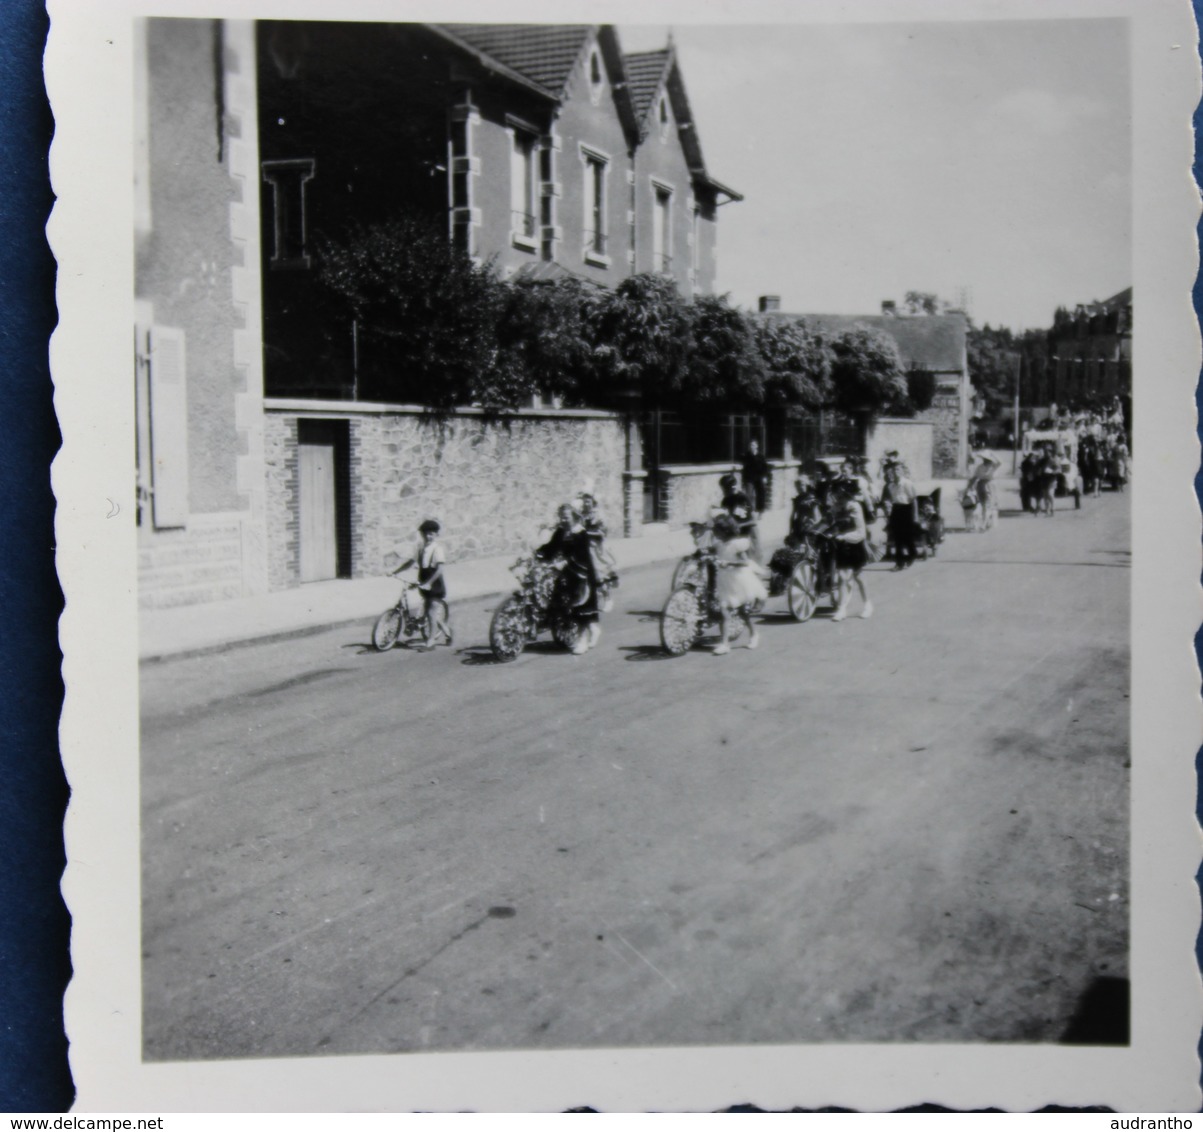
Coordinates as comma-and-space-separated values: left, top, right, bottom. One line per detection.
866, 419, 934, 481
919, 388, 965, 477
768, 460, 804, 511
657, 464, 736, 528
264, 414, 299, 591
656, 462, 798, 528
264, 402, 627, 588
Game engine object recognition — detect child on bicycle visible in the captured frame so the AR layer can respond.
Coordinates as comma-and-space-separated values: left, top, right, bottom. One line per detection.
391, 519, 452, 648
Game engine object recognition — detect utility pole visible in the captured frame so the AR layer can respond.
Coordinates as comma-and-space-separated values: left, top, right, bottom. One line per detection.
1012, 352, 1022, 475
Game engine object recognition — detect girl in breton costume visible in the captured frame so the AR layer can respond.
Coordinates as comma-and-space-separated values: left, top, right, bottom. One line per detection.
710, 513, 767, 656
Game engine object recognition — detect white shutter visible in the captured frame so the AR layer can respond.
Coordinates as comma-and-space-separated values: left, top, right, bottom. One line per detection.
148, 326, 189, 529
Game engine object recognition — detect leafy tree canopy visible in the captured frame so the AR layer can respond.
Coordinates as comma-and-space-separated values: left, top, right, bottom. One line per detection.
589, 274, 693, 406
904, 290, 942, 316
491, 276, 604, 409
825, 324, 908, 422
887, 367, 937, 417
684, 296, 765, 406
317, 213, 503, 409
967, 323, 1020, 415
754, 319, 833, 409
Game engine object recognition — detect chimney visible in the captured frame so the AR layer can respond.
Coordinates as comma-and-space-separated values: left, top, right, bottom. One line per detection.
758, 295, 781, 313
881, 300, 897, 316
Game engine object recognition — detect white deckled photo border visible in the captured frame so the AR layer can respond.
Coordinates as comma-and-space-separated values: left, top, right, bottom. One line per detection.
48, 0, 1202, 1112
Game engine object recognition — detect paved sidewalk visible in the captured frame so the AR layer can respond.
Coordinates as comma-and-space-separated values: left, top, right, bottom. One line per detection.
139, 477, 992, 661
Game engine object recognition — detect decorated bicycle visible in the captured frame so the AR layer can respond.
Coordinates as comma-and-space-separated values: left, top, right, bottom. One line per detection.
489, 504, 617, 662
660, 521, 827, 655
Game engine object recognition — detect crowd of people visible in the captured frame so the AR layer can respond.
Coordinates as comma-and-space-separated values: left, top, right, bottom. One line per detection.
1019, 401, 1131, 515
702, 449, 954, 651
789, 453, 936, 572
389, 408, 1127, 658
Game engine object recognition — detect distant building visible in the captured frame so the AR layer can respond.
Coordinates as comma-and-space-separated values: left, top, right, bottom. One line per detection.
758, 300, 974, 476
1048, 287, 1132, 409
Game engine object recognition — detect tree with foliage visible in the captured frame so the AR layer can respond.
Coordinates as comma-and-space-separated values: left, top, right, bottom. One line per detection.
825, 324, 908, 431
904, 290, 942, 316
588, 273, 693, 406
316, 213, 506, 410
966, 323, 1020, 415
490, 276, 605, 409
883, 366, 937, 417
753, 318, 833, 409
684, 295, 765, 405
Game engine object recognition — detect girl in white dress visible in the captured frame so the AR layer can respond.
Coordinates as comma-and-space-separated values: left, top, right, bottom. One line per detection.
711, 513, 768, 656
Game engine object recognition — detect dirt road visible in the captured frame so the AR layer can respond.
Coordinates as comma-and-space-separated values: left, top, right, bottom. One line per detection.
141, 492, 1129, 1060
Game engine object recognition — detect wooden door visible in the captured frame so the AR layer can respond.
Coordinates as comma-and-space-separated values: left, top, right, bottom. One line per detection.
298, 440, 338, 582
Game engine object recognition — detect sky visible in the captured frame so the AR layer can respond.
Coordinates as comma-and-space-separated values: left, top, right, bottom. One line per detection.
619, 18, 1131, 331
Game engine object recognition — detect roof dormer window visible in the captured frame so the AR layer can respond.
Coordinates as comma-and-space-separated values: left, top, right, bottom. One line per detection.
589, 49, 603, 104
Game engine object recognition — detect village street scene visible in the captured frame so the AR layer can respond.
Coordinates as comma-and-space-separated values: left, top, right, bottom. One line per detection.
135, 18, 1132, 1059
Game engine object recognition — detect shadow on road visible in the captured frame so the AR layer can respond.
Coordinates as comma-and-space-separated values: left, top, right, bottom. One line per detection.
244, 668, 350, 698
932, 559, 1130, 569
1060, 975, 1130, 1045
458, 646, 503, 666
458, 640, 580, 666
753, 607, 843, 627
619, 644, 680, 662
340, 641, 378, 654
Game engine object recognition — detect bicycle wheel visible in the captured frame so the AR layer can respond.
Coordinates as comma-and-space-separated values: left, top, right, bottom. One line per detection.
372, 607, 403, 651
787, 561, 817, 622
489, 596, 528, 662
660, 587, 701, 655
671, 555, 704, 591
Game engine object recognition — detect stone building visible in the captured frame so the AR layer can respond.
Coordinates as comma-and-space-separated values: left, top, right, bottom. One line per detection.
256, 23, 741, 399
135, 20, 270, 610
758, 301, 974, 477
1048, 286, 1132, 409
135, 20, 743, 608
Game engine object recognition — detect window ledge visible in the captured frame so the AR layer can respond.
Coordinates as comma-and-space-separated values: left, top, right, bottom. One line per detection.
511, 233, 538, 252
584, 250, 611, 268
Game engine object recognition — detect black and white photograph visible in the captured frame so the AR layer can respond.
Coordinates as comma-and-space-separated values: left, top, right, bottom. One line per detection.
50, 0, 1201, 1113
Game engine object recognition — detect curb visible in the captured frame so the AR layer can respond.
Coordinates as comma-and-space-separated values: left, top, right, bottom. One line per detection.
138, 554, 688, 665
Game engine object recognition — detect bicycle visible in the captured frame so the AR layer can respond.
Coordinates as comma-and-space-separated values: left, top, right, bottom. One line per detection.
372, 579, 450, 652
489, 556, 590, 662
660, 542, 762, 655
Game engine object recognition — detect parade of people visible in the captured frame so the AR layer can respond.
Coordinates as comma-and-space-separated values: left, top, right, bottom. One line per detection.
377, 400, 1128, 667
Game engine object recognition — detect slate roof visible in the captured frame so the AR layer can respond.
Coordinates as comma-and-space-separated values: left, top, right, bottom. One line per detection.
429, 24, 740, 201
624, 48, 671, 125
762, 311, 968, 373
436, 24, 592, 96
